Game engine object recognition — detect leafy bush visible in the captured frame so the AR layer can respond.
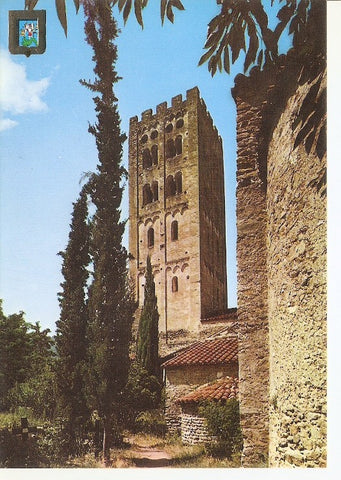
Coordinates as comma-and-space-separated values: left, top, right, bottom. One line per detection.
125, 363, 163, 412
199, 399, 243, 458
6, 365, 57, 420
134, 410, 166, 436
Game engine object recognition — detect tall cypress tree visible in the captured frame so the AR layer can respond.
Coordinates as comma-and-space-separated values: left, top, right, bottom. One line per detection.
80, 0, 134, 463
56, 187, 90, 453
137, 256, 159, 378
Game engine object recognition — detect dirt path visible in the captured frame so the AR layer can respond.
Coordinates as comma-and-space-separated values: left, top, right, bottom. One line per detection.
127, 437, 172, 467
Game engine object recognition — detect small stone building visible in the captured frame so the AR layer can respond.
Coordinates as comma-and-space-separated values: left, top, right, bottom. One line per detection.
161, 337, 238, 432
177, 376, 239, 445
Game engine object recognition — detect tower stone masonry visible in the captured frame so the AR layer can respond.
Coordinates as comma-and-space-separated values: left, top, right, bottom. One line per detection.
128, 87, 228, 337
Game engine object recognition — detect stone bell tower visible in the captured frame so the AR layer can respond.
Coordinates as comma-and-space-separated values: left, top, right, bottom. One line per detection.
129, 87, 227, 337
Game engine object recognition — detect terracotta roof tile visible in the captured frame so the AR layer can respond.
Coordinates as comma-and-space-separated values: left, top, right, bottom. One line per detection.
161, 338, 238, 368
177, 377, 239, 404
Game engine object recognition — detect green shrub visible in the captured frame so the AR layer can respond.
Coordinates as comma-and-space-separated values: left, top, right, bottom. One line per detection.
6, 365, 57, 420
125, 363, 163, 412
199, 399, 243, 458
134, 410, 166, 436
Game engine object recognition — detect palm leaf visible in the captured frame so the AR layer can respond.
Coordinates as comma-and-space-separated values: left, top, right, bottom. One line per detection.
118, 0, 127, 11
161, 0, 167, 24
171, 0, 184, 11
73, 0, 80, 14
198, 45, 217, 67
123, 0, 132, 24
244, 22, 258, 73
134, 0, 143, 27
166, 3, 174, 23
25, 0, 39, 9
208, 54, 217, 77
204, 28, 225, 49
207, 14, 222, 35
223, 45, 230, 74
56, 0, 67, 37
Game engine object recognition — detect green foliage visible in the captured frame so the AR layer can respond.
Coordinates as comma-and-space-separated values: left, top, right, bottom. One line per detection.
27, 0, 184, 32
199, 399, 243, 458
199, 0, 324, 76
6, 364, 57, 419
80, 0, 135, 461
55, 188, 90, 452
0, 417, 95, 467
137, 256, 160, 377
125, 363, 163, 413
37, 418, 95, 462
0, 301, 55, 412
29, 0, 323, 79
134, 410, 166, 436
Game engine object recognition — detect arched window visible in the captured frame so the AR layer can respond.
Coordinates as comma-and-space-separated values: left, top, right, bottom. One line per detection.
152, 181, 159, 202
172, 276, 178, 292
143, 184, 153, 206
166, 138, 176, 158
151, 145, 158, 165
147, 227, 154, 248
166, 175, 176, 197
175, 171, 182, 194
142, 148, 152, 169
175, 135, 182, 155
176, 118, 184, 129
171, 220, 178, 241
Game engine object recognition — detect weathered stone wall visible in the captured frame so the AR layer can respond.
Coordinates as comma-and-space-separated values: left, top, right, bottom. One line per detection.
232, 74, 270, 467
180, 404, 216, 445
164, 363, 238, 432
232, 59, 327, 467
267, 71, 327, 467
198, 98, 228, 317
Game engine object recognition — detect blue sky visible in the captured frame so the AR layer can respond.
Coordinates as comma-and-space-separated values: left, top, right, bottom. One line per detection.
0, 0, 330, 336
0, 0, 245, 333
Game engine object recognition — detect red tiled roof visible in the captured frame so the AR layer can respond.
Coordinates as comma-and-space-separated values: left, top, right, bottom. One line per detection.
177, 376, 239, 404
161, 338, 238, 368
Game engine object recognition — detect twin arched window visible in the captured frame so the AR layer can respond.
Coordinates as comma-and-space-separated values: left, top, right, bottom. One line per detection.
147, 220, 178, 249
166, 135, 182, 159
143, 181, 158, 206
142, 146, 158, 168
166, 172, 182, 198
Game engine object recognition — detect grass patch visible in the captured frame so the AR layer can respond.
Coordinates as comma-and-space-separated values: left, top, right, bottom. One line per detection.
0, 408, 46, 429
